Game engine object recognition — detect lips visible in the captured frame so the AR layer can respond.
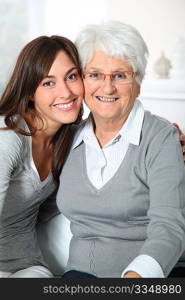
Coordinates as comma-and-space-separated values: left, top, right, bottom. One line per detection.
96, 96, 119, 102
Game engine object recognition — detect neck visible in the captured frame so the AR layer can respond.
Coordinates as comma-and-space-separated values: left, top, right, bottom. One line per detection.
92, 115, 126, 148
32, 130, 54, 147
25, 114, 61, 146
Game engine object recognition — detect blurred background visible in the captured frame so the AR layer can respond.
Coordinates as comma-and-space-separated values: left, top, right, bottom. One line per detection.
1, 0, 185, 129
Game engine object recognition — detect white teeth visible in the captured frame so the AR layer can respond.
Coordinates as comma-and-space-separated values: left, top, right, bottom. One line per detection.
96, 96, 117, 102
54, 101, 74, 109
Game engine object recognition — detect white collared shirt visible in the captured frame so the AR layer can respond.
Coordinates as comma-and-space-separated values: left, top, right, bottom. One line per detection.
72, 99, 164, 278
73, 100, 144, 189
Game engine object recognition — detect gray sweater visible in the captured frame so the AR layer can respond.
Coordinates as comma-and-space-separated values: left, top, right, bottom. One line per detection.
0, 117, 56, 272
57, 110, 185, 278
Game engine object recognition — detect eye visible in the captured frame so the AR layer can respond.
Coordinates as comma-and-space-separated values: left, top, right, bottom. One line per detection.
88, 72, 102, 79
113, 72, 127, 80
42, 81, 55, 87
66, 72, 79, 82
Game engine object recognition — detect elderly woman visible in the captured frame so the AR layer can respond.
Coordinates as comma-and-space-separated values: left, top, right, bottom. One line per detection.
56, 21, 185, 278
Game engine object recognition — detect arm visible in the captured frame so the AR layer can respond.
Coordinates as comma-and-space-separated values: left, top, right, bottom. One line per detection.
0, 129, 22, 212
122, 255, 163, 278
122, 125, 185, 278
141, 126, 185, 276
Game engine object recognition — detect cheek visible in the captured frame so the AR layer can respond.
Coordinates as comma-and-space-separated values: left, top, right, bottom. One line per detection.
84, 82, 97, 97
119, 85, 132, 96
75, 87, 83, 98
74, 83, 85, 99
34, 89, 49, 101
119, 85, 138, 103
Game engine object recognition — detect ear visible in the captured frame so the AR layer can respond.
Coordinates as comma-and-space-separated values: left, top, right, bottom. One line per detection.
134, 83, 140, 98
137, 85, 140, 97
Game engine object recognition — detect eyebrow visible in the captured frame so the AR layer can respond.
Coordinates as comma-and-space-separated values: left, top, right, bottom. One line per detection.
86, 67, 130, 72
44, 67, 79, 80
43, 75, 55, 79
66, 67, 79, 74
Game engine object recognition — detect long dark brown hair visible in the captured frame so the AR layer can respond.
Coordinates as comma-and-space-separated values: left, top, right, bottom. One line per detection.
0, 35, 83, 183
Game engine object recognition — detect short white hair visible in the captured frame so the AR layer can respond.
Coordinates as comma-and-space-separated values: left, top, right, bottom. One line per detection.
75, 21, 149, 85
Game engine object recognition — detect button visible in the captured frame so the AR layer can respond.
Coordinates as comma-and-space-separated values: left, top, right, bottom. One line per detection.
112, 134, 121, 144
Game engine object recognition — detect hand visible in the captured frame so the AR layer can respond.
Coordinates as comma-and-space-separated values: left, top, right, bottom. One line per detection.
173, 123, 185, 163
124, 271, 142, 278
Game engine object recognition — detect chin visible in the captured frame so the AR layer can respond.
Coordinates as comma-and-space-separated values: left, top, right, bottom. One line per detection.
62, 116, 79, 124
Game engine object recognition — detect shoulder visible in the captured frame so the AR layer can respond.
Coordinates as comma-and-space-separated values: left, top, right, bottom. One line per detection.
142, 110, 178, 144
141, 111, 183, 167
143, 110, 172, 131
0, 116, 26, 156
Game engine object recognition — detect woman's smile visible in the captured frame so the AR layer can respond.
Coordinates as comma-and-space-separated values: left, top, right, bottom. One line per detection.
51, 98, 78, 111
95, 96, 119, 102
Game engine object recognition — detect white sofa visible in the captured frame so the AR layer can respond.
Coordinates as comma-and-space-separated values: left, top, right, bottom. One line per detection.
37, 214, 72, 276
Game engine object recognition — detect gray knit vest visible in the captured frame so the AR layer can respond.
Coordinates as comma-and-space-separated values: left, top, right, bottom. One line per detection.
57, 111, 185, 277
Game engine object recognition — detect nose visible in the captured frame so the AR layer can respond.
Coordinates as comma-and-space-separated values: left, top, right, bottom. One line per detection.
58, 81, 73, 99
101, 76, 116, 94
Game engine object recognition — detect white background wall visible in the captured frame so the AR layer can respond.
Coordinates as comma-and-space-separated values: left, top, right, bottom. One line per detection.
41, 0, 185, 76
104, 0, 185, 75
1, 0, 185, 129
61, 0, 184, 129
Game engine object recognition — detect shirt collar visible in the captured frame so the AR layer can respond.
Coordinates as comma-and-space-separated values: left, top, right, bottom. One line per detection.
72, 99, 144, 149
72, 115, 96, 149
119, 99, 144, 145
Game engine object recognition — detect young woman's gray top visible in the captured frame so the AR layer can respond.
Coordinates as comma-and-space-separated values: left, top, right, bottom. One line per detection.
0, 117, 56, 272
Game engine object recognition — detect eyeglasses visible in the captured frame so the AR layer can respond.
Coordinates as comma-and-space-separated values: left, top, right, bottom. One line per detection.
82, 71, 136, 85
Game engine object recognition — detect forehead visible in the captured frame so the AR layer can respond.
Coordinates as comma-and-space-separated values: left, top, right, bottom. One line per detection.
85, 50, 131, 71
48, 50, 76, 74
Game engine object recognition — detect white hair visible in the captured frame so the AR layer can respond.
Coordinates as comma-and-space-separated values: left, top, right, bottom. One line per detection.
75, 21, 149, 85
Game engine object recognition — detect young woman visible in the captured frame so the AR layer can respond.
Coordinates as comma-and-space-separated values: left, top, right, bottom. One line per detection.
0, 35, 84, 277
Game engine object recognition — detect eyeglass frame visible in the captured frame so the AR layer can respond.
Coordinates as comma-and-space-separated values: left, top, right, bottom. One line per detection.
82, 70, 136, 85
